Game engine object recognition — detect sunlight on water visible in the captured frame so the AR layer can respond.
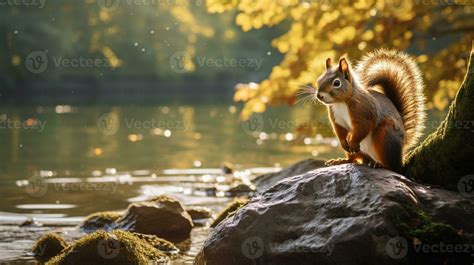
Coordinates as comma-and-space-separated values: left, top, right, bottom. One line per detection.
0, 104, 446, 263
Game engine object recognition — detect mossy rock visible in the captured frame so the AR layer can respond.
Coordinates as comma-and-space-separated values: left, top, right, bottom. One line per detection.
46, 230, 168, 265
210, 198, 248, 228
146, 195, 182, 207
80, 211, 122, 232
131, 232, 179, 255
393, 206, 471, 264
31, 233, 68, 264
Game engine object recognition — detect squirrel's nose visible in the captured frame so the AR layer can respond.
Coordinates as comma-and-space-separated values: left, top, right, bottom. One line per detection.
317, 93, 324, 100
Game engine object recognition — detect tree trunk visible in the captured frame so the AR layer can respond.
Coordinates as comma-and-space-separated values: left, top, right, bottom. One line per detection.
404, 47, 474, 189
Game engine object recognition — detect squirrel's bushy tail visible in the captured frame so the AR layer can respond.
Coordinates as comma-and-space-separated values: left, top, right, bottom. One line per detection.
355, 49, 426, 151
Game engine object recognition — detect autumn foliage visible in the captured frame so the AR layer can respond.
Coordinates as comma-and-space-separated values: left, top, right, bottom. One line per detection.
207, 0, 474, 119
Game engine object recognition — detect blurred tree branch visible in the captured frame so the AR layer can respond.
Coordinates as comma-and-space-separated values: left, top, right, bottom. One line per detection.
207, 0, 474, 119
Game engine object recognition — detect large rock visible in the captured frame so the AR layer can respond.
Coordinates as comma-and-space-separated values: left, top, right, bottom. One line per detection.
197, 164, 474, 265
253, 158, 325, 193
114, 196, 193, 240
399, 179, 474, 236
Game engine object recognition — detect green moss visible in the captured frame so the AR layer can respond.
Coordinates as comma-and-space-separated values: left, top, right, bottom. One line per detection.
395, 207, 462, 245
210, 198, 249, 228
46, 230, 168, 265
147, 195, 179, 204
85, 211, 122, 222
32, 233, 69, 264
392, 206, 470, 264
131, 232, 179, 255
80, 211, 122, 232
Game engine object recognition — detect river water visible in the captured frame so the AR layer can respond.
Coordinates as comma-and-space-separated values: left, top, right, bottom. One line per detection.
0, 103, 444, 263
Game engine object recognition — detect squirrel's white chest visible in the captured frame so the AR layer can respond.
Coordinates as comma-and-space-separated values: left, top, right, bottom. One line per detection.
330, 103, 378, 162
331, 103, 353, 131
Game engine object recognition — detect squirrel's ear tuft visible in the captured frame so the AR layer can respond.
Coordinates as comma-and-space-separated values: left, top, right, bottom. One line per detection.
325, 58, 332, 70
338, 58, 351, 81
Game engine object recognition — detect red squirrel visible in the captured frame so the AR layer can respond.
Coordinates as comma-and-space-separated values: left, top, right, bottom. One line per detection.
315, 49, 426, 173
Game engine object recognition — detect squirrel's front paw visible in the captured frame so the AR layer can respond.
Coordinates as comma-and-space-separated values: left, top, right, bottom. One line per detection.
368, 161, 384, 168
348, 144, 360, 154
325, 158, 352, 166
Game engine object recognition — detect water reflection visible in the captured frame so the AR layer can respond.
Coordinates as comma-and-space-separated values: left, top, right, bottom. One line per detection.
0, 104, 338, 178
0, 104, 444, 217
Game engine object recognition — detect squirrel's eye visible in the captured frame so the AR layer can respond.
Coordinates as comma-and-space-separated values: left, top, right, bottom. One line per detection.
332, 79, 341, 88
